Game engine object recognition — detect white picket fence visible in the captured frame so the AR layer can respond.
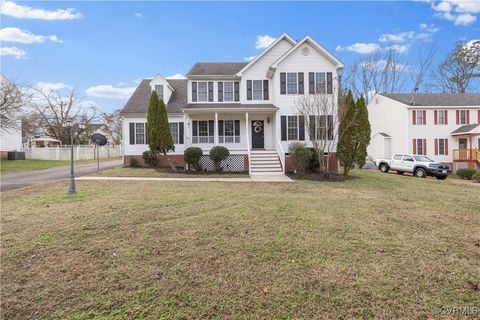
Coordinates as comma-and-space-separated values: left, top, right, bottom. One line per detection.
24, 145, 122, 161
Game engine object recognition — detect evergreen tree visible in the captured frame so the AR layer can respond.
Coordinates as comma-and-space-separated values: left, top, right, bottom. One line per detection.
337, 90, 357, 176
147, 91, 176, 170
353, 95, 371, 168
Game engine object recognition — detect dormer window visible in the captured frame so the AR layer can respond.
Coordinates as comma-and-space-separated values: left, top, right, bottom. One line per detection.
155, 85, 164, 100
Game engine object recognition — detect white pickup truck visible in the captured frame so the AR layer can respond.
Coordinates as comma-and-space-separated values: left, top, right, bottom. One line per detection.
375, 154, 451, 180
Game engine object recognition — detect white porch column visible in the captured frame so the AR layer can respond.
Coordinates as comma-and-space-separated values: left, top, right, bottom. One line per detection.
245, 112, 249, 151
214, 112, 219, 146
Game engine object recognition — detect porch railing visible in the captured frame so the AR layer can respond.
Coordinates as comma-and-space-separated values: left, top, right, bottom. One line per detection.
453, 149, 479, 161
219, 136, 240, 144
276, 137, 286, 173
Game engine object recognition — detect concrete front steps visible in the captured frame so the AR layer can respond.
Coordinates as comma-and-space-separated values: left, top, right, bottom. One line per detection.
250, 150, 283, 175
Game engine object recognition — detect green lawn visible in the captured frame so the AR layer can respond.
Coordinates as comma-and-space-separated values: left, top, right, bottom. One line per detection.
1, 170, 479, 319
92, 167, 249, 178
0, 157, 122, 174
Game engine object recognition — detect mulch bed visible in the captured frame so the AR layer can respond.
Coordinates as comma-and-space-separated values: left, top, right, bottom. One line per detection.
287, 172, 356, 182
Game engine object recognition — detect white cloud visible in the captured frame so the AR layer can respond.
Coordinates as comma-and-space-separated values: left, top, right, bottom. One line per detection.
255, 35, 275, 49
430, 0, 479, 26
346, 43, 380, 54
0, 1, 82, 20
379, 31, 415, 43
0, 46, 26, 58
36, 82, 72, 91
0, 27, 62, 44
134, 12, 143, 18
86, 85, 136, 99
243, 55, 256, 61
335, 45, 344, 52
386, 44, 411, 53
419, 23, 439, 33
166, 73, 186, 79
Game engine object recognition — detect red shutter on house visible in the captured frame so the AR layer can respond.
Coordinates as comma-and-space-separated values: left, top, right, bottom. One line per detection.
423, 110, 426, 125
412, 110, 416, 125
434, 110, 438, 125
445, 139, 449, 155
478, 110, 480, 123
445, 110, 448, 124
434, 139, 438, 155
413, 139, 417, 154
466, 110, 470, 124
423, 139, 427, 155
456, 110, 460, 124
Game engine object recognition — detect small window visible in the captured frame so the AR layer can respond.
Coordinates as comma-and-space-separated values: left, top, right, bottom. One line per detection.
393, 154, 402, 160
416, 139, 424, 155
416, 110, 424, 125
197, 82, 208, 102
287, 116, 298, 140
287, 73, 298, 94
252, 80, 263, 100
224, 82, 234, 102
460, 110, 467, 124
155, 85, 164, 100
169, 123, 179, 144
135, 123, 145, 144
315, 73, 326, 94
438, 139, 445, 155
438, 110, 446, 125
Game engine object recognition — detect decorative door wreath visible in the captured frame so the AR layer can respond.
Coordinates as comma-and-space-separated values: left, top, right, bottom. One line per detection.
253, 121, 263, 133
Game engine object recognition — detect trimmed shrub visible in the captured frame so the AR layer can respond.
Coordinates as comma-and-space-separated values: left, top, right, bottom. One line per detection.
184, 147, 203, 171
472, 171, 480, 182
307, 148, 319, 173
209, 146, 229, 172
142, 150, 157, 167
288, 142, 310, 174
456, 168, 477, 180
129, 157, 140, 168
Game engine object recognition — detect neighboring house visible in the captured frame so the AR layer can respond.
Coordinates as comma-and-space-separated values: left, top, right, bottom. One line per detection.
0, 121, 23, 159
25, 136, 62, 148
367, 93, 480, 171
121, 33, 344, 174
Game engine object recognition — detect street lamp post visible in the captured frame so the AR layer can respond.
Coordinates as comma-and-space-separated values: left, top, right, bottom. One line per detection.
66, 119, 76, 194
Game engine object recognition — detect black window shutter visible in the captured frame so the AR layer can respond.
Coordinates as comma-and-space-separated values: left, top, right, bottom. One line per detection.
327, 73, 333, 94
179, 122, 184, 144
309, 115, 316, 140
298, 116, 305, 141
298, 73, 304, 94
208, 120, 214, 136
234, 82, 240, 101
208, 82, 214, 101
192, 82, 197, 102
247, 80, 252, 100
281, 116, 287, 141
280, 73, 286, 95
129, 123, 135, 144
218, 120, 224, 136
309, 72, 315, 94
218, 82, 223, 102
234, 120, 240, 136
327, 115, 333, 140
145, 123, 148, 144
263, 80, 269, 100
192, 121, 197, 136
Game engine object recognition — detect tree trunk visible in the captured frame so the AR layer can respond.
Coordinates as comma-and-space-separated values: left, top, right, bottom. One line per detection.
343, 165, 349, 177
163, 150, 177, 171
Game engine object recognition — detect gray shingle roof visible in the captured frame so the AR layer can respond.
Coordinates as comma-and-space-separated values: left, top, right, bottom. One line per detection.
451, 124, 479, 135
381, 93, 480, 106
184, 103, 277, 109
121, 79, 187, 115
186, 62, 248, 76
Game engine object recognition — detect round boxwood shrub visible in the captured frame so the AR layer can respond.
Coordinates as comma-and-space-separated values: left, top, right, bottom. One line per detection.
472, 171, 480, 182
288, 142, 310, 174
456, 168, 477, 180
184, 147, 203, 171
142, 150, 157, 167
209, 146, 229, 172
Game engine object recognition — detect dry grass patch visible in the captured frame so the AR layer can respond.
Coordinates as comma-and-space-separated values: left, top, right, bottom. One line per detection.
1, 170, 479, 319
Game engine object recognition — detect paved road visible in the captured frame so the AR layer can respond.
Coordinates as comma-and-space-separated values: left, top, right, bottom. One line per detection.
0, 159, 123, 191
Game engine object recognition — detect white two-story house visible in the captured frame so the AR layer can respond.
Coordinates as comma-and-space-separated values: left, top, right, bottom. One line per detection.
367, 93, 480, 172
121, 33, 344, 174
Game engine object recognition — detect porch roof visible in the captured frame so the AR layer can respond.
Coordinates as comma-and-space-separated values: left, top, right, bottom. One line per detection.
451, 124, 480, 136
183, 103, 278, 113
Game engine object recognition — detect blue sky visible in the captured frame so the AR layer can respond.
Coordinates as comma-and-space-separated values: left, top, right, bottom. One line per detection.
1, 1, 479, 112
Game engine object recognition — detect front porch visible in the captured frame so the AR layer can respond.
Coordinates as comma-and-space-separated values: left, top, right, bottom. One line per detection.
450, 124, 480, 170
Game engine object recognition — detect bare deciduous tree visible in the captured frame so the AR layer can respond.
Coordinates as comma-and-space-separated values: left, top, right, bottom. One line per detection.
30, 86, 99, 144
431, 40, 480, 93
103, 109, 123, 144
0, 76, 30, 132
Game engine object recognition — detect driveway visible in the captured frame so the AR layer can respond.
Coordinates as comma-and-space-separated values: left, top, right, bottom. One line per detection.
0, 159, 122, 191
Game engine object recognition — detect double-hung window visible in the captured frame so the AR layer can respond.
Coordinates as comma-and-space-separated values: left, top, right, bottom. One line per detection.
169, 123, 179, 144
135, 123, 145, 144
155, 85, 164, 100
252, 80, 263, 100
287, 73, 298, 94
219, 120, 240, 143
315, 73, 326, 94
192, 120, 214, 144
438, 110, 447, 125
438, 138, 447, 155
224, 82, 234, 102
311, 115, 334, 141
197, 82, 208, 102
287, 116, 298, 140
460, 110, 467, 124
